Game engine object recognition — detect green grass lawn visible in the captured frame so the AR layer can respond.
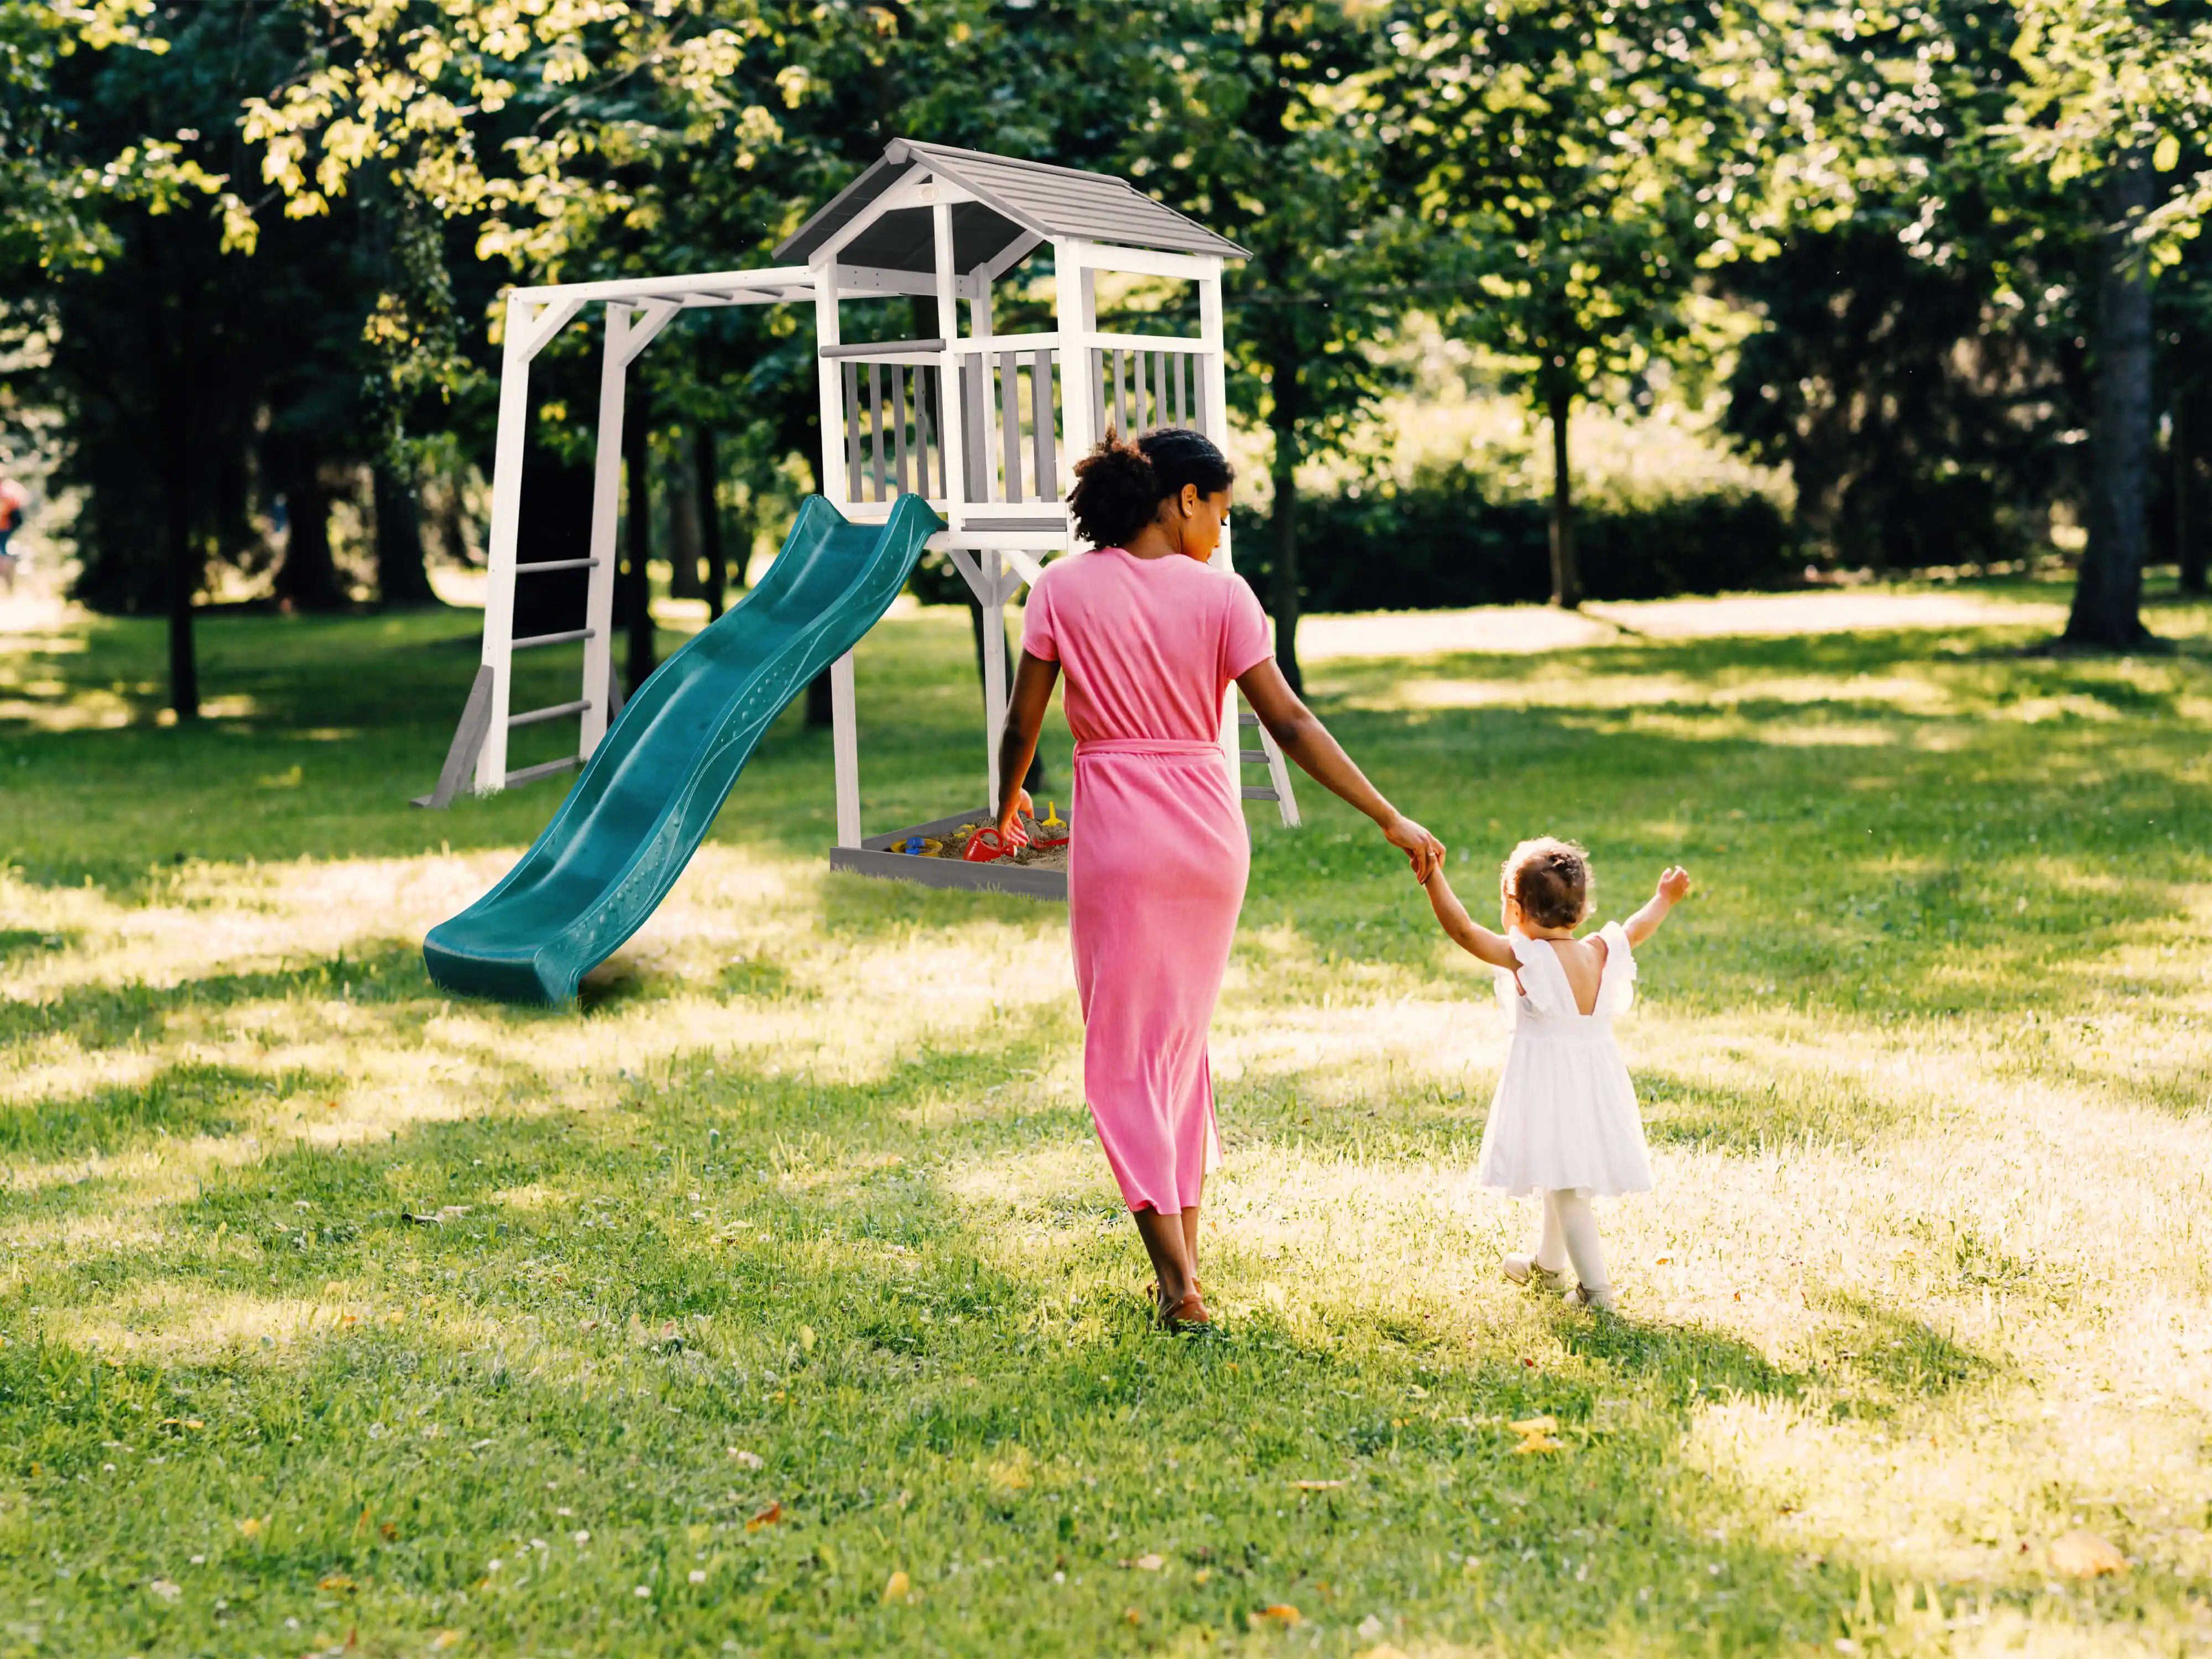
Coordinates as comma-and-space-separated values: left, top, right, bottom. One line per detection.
3, 582, 2211, 1657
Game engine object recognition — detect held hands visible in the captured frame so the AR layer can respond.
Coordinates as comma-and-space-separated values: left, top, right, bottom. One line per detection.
1381, 812, 1446, 884
1656, 865, 1692, 904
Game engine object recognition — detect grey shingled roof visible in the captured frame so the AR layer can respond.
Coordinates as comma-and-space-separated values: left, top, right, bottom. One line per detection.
774, 139, 1248, 269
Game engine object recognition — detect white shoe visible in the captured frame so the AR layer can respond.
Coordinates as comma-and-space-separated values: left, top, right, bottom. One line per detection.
1564, 1281, 1618, 1313
1503, 1253, 1568, 1289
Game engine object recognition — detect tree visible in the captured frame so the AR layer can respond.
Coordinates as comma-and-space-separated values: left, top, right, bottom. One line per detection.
1121, 1, 1409, 690
1381, 0, 1757, 609
2005, 0, 2212, 648
1717, 2, 2098, 573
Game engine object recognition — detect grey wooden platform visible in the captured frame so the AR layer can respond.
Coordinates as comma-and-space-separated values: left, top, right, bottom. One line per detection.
828, 807, 1068, 901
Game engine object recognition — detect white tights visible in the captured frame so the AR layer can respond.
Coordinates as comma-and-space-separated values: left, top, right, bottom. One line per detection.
1532, 1188, 1610, 1295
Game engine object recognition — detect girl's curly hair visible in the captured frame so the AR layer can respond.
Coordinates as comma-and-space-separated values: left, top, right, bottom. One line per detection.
1067, 426, 1234, 549
1501, 837, 1592, 930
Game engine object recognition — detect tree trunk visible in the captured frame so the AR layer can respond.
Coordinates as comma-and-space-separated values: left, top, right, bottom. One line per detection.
1268, 376, 1303, 695
373, 462, 439, 607
624, 385, 655, 692
164, 432, 199, 720
697, 425, 726, 620
2179, 388, 2207, 597
274, 470, 345, 611
2065, 157, 2157, 649
1548, 384, 1581, 609
667, 429, 704, 599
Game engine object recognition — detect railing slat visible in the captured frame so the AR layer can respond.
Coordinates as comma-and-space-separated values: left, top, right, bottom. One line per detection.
1113, 349, 1129, 437
963, 357, 989, 502
1031, 348, 1055, 499
893, 364, 912, 497
1091, 348, 1108, 447
842, 361, 863, 502
999, 351, 1024, 504
1174, 351, 1188, 427
867, 363, 888, 503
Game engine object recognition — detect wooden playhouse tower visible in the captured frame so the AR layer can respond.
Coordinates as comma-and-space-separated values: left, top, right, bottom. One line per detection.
425, 139, 1297, 889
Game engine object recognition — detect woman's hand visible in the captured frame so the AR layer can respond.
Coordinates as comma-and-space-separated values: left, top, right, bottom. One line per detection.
995, 787, 1035, 847
1381, 812, 1444, 883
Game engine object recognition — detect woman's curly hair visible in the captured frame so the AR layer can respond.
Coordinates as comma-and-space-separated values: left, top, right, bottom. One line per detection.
1067, 426, 1234, 549
1501, 837, 1593, 930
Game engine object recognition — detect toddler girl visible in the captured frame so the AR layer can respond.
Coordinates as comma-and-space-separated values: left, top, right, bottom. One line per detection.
1420, 838, 1691, 1311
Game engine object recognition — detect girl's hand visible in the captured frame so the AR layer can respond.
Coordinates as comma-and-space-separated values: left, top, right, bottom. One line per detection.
1382, 812, 1445, 883
995, 788, 1034, 847
1656, 865, 1692, 903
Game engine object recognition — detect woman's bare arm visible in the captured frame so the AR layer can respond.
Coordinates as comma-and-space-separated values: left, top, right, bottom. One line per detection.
1236, 657, 1444, 881
1420, 865, 1519, 968
993, 649, 1061, 837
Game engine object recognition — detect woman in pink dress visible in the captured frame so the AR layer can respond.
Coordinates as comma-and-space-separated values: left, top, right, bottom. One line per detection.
993, 430, 1444, 1329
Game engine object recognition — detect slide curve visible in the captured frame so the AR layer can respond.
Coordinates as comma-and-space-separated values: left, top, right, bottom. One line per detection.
424, 493, 943, 1005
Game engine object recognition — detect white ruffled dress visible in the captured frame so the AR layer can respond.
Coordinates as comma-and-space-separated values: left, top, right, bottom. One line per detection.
1475, 923, 1655, 1197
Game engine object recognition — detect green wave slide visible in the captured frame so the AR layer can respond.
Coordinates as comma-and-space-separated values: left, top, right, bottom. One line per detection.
424, 493, 943, 1005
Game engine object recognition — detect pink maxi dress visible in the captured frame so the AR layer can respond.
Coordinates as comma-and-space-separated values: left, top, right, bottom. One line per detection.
1020, 547, 1274, 1214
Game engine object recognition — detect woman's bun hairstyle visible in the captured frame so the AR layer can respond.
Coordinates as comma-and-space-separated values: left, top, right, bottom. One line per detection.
1068, 426, 1234, 549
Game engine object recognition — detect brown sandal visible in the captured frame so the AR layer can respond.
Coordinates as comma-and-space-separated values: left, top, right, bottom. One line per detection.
1160, 1288, 1212, 1331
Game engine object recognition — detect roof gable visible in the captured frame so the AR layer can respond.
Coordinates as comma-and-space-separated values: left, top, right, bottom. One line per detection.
774, 139, 1247, 271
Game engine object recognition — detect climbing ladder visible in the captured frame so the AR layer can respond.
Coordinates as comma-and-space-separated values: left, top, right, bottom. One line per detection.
1237, 702, 1300, 827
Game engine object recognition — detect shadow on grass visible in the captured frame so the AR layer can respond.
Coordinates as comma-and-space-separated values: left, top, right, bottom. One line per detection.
1639, 1069, 1901, 1156
0, 940, 435, 1051
0, 1060, 337, 1161
1, 1027, 2165, 1657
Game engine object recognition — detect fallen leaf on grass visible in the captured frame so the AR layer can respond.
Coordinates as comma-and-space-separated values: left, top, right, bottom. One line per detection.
883, 1570, 910, 1603
237, 1517, 265, 1539
430, 1634, 462, 1651
1292, 1480, 1345, 1491
747, 1501, 782, 1531
2049, 1530, 2126, 1577
727, 1448, 764, 1469
319, 1573, 356, 1592
148, 1578, 181, 1601
1124, 1607, 1141, 1624
1512, 1437, 1564, 1455
1249, 1604, 1302, 1627
1507, 1416, 1558, 1436
1121, 1554, 1164, 1571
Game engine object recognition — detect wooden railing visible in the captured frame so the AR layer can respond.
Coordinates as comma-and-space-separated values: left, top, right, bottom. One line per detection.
1091, 340, 1211, 444
831, 333, 1212, 514
827, 339, 947, 504
957, 346, 1061, 508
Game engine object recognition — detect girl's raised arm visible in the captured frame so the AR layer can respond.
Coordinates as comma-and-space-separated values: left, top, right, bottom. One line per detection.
1421, 865, 1518, 968
1624, 866, 1693, 947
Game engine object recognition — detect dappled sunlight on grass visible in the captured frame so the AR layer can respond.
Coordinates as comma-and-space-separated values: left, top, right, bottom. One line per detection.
6, 586, 2212, 1654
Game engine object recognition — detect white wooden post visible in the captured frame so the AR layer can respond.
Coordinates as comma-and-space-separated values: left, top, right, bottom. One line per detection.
812, 261, 846, 507
1052, 241, 1094, 488
1198, 262, 1243, 808
477, 295, 536, 792
983, 548, 1008, 807
831, 649, 860, 848
813, 260, 863, 849
580, 305, 627, 756
933, 201, 967, 532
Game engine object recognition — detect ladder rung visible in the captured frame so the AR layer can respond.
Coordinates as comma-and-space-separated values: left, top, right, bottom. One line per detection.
516, 558, 602, 575
1240, 786, 1280, 801
1237, 712, 1259, 726
508, 698, 592, 728
1239, 748, 1270, 764
504, 755, 583, 787
513, 628, 595, 651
